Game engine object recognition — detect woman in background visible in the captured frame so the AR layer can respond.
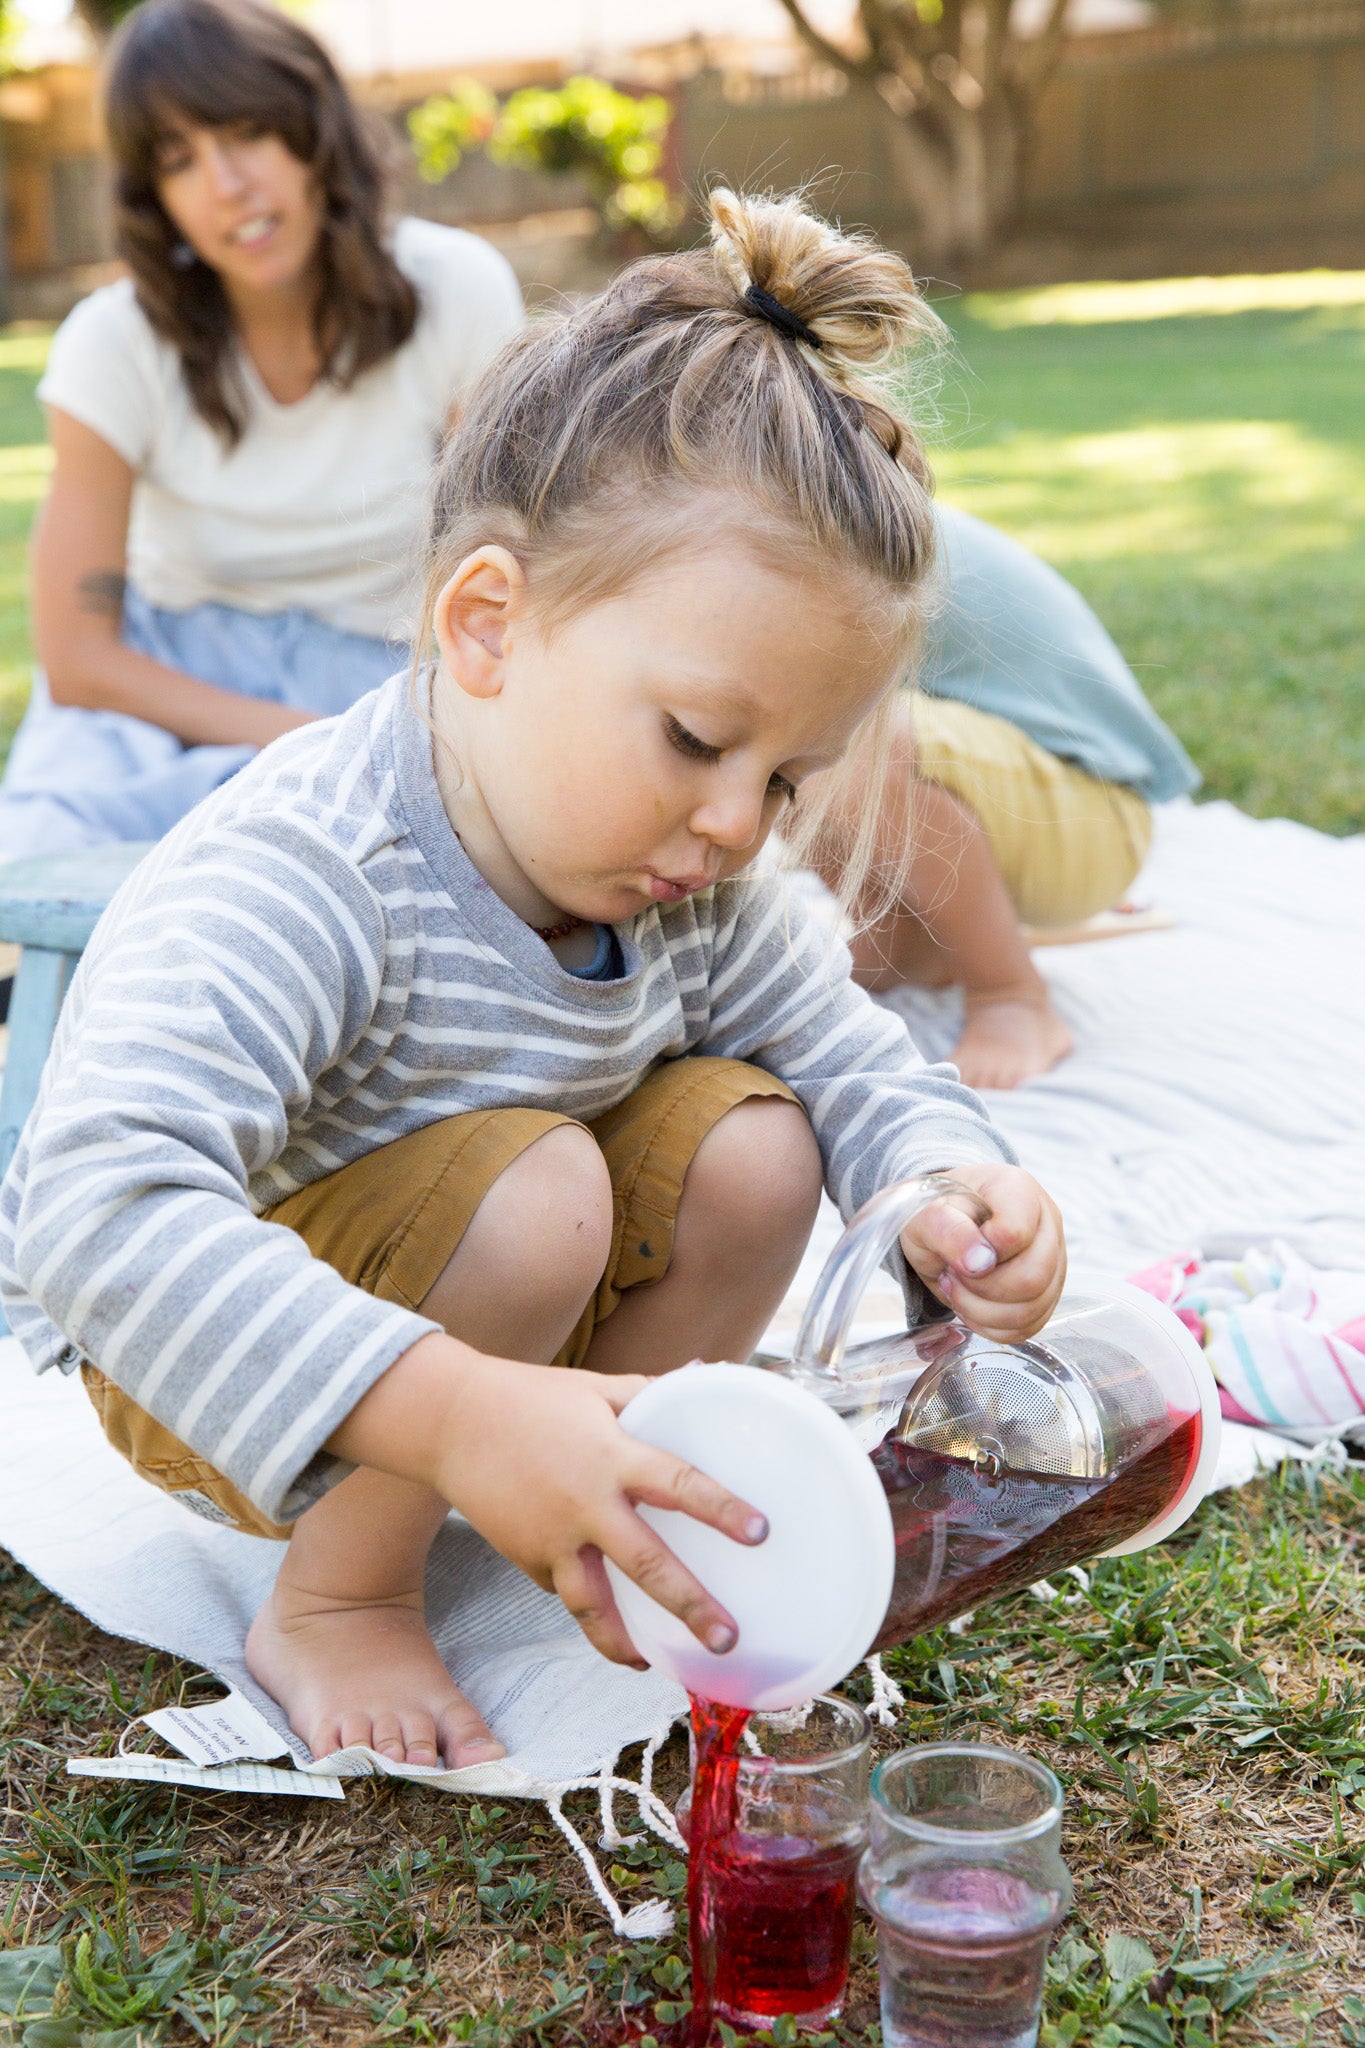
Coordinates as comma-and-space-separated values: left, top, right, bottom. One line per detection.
0, 0, 521, 854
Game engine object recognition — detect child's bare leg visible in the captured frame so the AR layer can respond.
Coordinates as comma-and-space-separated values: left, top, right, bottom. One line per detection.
246, 1124, 612, 1768
852, 776, 1072, 1090
817, 703, 1071, 1090
583, 1097, 823, 1376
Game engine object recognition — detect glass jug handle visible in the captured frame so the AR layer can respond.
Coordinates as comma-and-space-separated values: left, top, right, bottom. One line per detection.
793, 1174, 992, 1378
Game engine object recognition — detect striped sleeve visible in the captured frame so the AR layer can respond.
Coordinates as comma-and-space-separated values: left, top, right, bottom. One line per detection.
3, 814, 440, 1524
699, 875, 1016, 1305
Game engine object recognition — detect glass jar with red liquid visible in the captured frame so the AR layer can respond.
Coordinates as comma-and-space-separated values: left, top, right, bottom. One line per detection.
676, 1694, 871, 2032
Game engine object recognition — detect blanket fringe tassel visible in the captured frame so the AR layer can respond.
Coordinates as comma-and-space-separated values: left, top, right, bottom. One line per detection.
546, 1742, 685, 1940
865, 1652, 904, 1727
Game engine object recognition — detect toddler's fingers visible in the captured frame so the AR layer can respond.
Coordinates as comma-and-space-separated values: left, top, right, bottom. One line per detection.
595, 1499, 742, 1655
552, 1545, 648, 1669
940, 1289, 1053, 1343
945, 1226, 1064, 1307
900, 1194, 999, 1287
627, 1443, 769, 1549
960, 1177, 1045, 1266
944, 1251, 1066, 1339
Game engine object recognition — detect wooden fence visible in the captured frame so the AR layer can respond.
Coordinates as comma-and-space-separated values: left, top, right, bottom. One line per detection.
677, 1, 1365, 280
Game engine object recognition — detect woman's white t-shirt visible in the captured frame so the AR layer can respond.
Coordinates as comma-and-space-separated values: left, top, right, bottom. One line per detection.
36, 217, 523, 640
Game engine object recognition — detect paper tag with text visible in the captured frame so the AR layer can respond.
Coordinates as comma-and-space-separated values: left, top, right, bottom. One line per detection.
68, 1755, 344, 1799
142, 1689, 291, 1767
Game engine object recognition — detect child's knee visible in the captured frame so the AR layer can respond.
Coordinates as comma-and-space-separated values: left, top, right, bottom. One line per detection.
425, 1121, 613, 1331
686, 1097, 822, 1250
489, 1122, 614, 1291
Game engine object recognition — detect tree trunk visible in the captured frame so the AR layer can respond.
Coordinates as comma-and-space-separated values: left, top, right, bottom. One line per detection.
775, 0, 1057, 268
873, 83, 1025, 269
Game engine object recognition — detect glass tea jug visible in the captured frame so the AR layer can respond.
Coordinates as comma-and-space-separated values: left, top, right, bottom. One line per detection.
775, 1175, 1223, 1654
609, 1176, 1221, 1708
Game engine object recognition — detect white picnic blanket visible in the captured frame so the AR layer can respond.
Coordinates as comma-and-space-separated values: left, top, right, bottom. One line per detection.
0, 796, 1361, 1911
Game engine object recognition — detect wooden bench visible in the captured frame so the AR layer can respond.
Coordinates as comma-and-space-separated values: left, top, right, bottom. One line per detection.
0, 847, 153, 1311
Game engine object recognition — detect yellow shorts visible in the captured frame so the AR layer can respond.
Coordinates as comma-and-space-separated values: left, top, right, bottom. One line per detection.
82, 1055, 797, 1541
911, 693, 1153, 929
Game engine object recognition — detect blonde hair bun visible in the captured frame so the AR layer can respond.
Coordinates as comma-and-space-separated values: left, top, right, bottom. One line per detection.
707, 186, 942, 381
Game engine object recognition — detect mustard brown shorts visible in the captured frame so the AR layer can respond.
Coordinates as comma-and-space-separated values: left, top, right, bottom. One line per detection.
82, 1054, 798, 1541
912, 693, 1153, 929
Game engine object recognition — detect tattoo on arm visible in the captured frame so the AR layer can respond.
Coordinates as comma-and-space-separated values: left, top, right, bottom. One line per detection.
77, 570, 128, 620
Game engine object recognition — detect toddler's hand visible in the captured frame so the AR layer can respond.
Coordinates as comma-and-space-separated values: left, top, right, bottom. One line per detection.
899, 1162, 1066, 1342
435, 1353, 766, 1669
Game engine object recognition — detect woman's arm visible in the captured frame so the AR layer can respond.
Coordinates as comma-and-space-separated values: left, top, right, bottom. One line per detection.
30, 407, 316, 749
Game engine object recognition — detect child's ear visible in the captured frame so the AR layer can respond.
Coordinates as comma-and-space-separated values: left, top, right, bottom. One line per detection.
433, 547, 527, 700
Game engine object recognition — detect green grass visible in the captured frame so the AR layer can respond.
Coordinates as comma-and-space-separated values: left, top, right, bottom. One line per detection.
928, 271, 1365, 836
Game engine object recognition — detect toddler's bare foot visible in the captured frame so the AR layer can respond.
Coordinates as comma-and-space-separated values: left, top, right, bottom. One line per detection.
246, 1581, 505, 1769
951, 993, 1074, 1091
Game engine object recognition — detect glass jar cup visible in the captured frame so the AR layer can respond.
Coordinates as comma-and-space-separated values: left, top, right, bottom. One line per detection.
681, 1693, 871, 2030
858, 1742, 1073, 2048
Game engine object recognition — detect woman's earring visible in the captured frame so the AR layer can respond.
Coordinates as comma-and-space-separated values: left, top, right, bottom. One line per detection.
171, 240, 196, 269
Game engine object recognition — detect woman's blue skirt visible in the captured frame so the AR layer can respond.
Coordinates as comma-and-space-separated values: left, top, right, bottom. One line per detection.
0, 591, 401, 857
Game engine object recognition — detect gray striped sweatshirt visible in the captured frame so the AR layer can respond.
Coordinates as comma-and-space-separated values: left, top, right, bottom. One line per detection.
0, 677, 1014, 1523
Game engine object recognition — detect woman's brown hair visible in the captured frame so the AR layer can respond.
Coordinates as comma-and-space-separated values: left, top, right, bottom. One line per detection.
104, 0, 418, 445
422, 187, 946, 925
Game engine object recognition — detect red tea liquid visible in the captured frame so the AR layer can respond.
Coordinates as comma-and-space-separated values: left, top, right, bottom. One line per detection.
871, 1411, 1199, 1650
686, 1696, 859, 2040
687, 1695, 746, 2043
705, 1834, 858, 2023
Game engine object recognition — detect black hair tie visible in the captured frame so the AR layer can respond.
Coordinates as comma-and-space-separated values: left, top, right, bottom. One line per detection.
744, 282, 823, 351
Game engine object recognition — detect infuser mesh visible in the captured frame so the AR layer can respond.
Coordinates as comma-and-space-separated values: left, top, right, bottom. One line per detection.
1022, 1332, 1166, 1429
900, 1357, 1097, 1478
932, 1456, 1084, 1522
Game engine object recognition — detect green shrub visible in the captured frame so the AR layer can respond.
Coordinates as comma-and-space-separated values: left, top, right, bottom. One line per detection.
409, 74, 679, 239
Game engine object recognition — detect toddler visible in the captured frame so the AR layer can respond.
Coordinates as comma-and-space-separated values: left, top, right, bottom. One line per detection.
1, 192, 1066, 1770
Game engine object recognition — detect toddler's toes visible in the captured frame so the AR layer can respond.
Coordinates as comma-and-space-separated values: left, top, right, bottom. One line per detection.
438, 1698, 505, 1769
399, 1714, 441, 1767
369, 1711, 409, 1762
310, 1719, 343, 1762
338, 1709, 379, 1755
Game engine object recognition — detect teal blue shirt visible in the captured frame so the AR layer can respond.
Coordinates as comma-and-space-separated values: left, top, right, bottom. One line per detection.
923, 507, 1200, 804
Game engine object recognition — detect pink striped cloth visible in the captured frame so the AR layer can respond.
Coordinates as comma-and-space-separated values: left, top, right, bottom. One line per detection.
1129, 1245, 1365, 1437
